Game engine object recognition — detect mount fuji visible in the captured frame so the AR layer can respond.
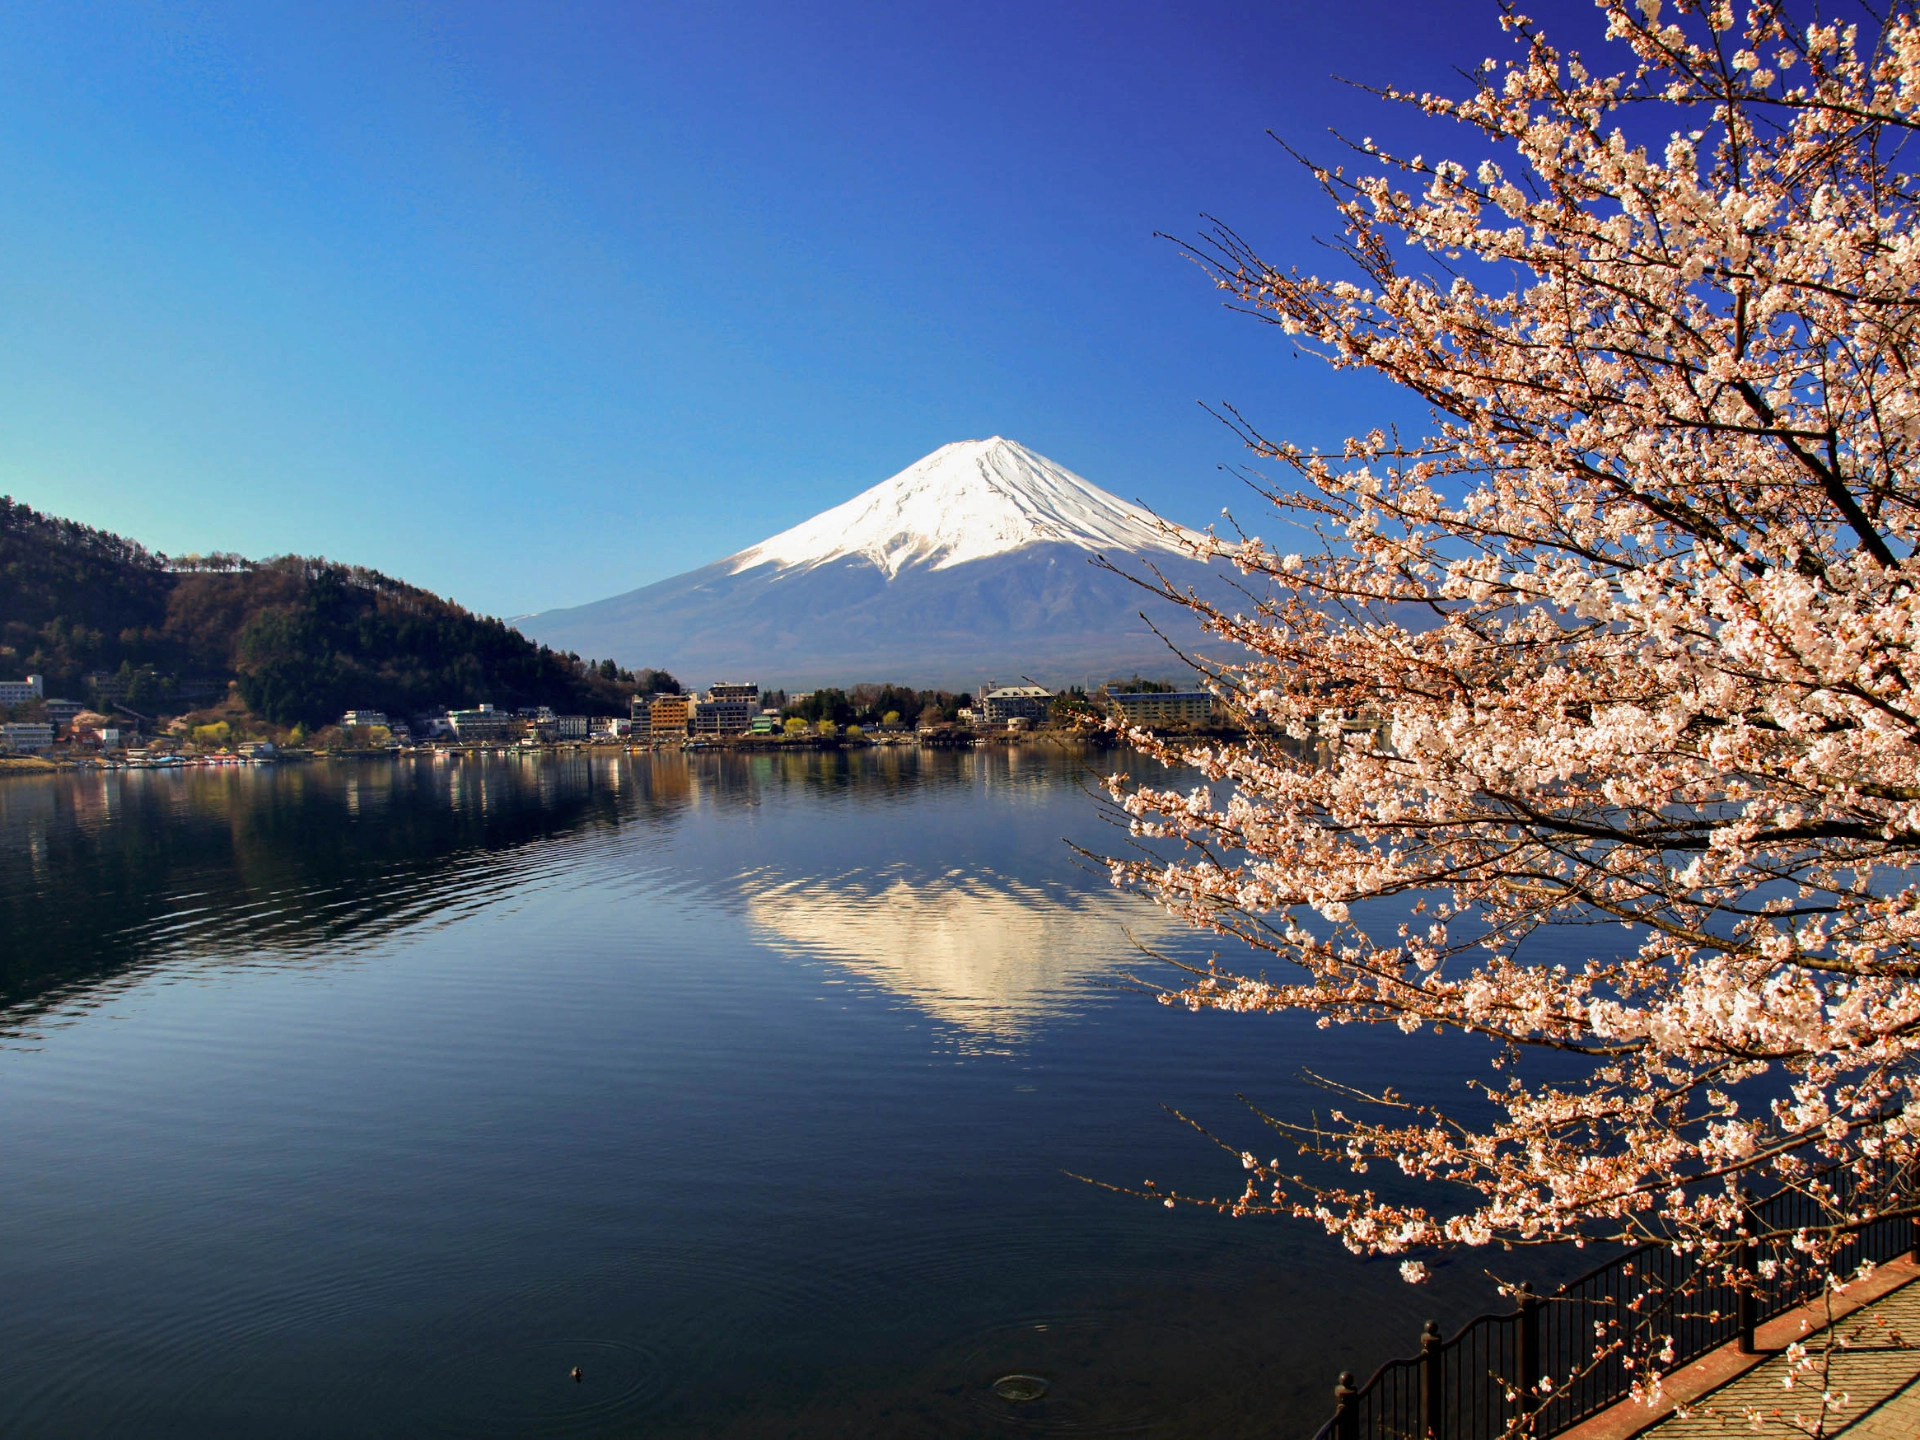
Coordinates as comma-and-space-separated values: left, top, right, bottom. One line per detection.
518, 438, 1228, 689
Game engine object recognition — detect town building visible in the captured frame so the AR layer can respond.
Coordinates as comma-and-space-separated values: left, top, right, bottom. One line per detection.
1, 722, 55, 754
748, 710, 781, 736
448, 704, 513, 743
42, 698, 85, 731
648, 693, 691, 739
979, 684, 1053, 726
630, 694, 654, 729
343, 710, 399, 746
692, 684, 756, 735
87, 670, 128, 704
0, 675, 45, 706
594, 716, 632, 739
552, 714, 590, 741
1105, 690, 1216, 728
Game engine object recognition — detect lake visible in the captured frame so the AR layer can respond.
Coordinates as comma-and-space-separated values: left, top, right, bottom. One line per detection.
0, 747, 1537, 1438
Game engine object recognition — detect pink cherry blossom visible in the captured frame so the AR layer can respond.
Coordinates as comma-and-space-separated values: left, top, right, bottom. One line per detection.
1098, 4, 1920, 1397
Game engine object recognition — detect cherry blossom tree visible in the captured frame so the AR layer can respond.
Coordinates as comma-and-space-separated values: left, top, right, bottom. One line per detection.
1104, 0, 1920, 1372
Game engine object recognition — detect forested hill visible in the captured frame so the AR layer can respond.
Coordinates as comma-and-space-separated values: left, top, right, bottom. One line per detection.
0, 497, 650, 726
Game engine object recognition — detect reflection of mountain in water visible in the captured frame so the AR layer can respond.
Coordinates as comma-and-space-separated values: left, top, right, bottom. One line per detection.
743, 866, 1170, 1041
0, 745, 1151, 1032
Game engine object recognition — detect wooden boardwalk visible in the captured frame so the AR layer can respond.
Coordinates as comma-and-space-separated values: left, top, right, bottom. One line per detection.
1563, 1262, 1920, 1440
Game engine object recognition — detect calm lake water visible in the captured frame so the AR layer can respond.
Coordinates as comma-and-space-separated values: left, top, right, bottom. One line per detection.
0, 747, 1543, 1438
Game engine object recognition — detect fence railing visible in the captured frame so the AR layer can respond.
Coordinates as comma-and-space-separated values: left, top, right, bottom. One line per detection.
1315, 1175, 1916, 1440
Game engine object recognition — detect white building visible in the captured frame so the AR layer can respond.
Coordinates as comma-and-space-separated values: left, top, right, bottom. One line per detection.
449, 704, 513, 742
1, 722, 54, 753
342, 709, 389, 729
979, 684, 1052, 726
0, 675, 44, 706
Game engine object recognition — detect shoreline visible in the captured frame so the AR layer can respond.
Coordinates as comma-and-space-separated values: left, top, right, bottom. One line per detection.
1, 723, 1262, 776
0, 730, 1141, 774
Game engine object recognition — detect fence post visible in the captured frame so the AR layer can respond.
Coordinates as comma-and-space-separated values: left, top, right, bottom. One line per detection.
1738, 1191, 1759, 1355
1333, 1370, 1359, 1440
1421, 1320, 1444, 1440
1516, 1282, 1541, 1425
1907, 1160, 1920, 1263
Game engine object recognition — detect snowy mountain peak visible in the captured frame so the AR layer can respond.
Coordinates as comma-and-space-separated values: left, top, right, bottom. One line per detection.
726, 437, 1200, 580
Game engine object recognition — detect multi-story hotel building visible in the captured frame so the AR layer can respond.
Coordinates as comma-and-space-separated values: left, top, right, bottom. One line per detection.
1, 722, 55, 753
692, 682, 757, 736
648, 693, 692, 739
979, 684, 1053, 726
1104, 690, 1216, 728
448, 704, 513, 742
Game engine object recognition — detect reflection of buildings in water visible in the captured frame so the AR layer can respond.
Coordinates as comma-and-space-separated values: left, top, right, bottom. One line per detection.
742, 866, 1173, 1040
640, 752, 695, 809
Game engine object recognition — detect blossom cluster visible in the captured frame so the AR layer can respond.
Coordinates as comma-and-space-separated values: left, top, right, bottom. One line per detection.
1106, 0, 1920, 1340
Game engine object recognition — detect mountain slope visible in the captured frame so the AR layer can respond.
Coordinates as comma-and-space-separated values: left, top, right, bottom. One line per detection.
0, 497, 648, 724
521, 438, 1228, 688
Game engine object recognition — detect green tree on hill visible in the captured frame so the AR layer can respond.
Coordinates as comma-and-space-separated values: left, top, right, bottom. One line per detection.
0, 496, 671, 727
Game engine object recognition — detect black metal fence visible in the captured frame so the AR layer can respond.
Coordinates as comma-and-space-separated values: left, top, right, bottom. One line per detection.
1315, 1178, 1916, 1440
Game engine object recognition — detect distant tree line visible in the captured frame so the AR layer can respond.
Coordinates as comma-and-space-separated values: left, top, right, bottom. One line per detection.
770, 679, 1197, 731
780, 684, 971, 729
626, 667, 681, 695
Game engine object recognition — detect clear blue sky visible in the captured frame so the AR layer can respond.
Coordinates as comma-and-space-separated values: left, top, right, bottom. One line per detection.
0, 0, 1594, 617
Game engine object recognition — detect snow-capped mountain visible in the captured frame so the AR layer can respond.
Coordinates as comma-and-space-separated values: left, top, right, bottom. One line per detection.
518, 438, 1226, 689
727, 438, 1202, 578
